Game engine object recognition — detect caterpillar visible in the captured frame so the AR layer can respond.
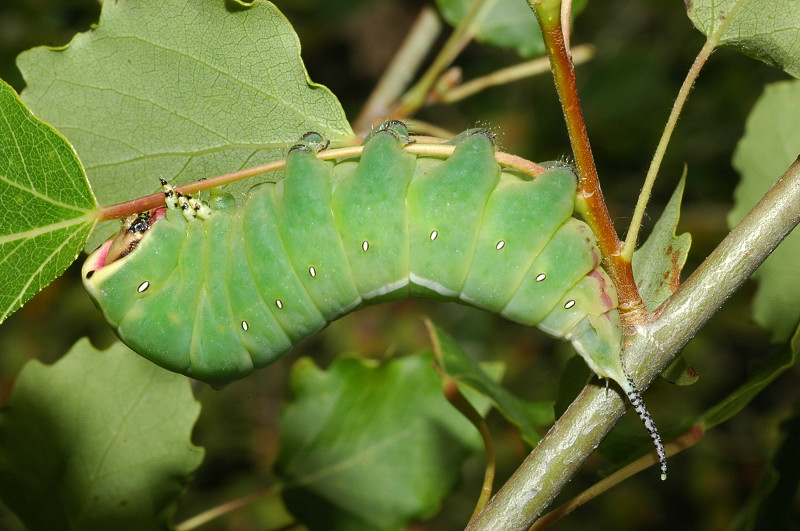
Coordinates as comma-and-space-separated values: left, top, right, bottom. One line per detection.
82, 120, 667, 479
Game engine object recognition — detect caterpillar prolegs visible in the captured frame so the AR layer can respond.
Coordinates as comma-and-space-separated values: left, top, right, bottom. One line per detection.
82, 121, 667, 479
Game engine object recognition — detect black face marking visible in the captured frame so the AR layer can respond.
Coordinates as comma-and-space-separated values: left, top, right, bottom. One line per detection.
85, 270, 95, 279
129, 212, 152, 234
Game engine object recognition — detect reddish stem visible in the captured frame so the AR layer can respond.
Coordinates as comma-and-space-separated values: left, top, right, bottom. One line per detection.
533, 3, 644, 317
98, 143, 546, 222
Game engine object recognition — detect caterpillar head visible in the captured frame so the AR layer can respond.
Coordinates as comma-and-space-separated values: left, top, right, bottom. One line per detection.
83, 207, 167, 281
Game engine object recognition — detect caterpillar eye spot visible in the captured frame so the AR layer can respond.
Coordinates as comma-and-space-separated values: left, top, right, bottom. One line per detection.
241, 320, 249, 331
85, 270, 95, 279
564, 300, 576, 309
536, 273, 547, 282
495, 240, 505, 250
430, 230, 438, 241
309, 266, 317, 278
275, 299, 283, 309
362, 240, 369, 252
137, 281, 150, 293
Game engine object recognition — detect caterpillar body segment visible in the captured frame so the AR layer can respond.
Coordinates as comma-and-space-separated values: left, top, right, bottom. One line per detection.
83, 127, 619, 385
330, 130, 417, 300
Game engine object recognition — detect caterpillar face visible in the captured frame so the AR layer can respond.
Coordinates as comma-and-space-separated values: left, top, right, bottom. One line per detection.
87, 209, 163, 276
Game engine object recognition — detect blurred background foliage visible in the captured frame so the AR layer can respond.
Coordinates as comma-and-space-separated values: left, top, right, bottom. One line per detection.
0, 0, 797, 530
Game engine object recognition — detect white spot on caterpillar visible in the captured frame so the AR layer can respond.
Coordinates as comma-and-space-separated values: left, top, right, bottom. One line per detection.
137, 281, 150, 293
309, 266, 317, 278
275, 299, 283, 309
241, 320, 249, 331
564, 299, 576, 309
362, 240, 369, 252
430, 230, 438, 241
536, 273, 546, 282
495, 240, 505, 250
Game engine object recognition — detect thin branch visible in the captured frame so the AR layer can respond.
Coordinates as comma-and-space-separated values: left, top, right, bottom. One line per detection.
622, 1, 742, 260
391, 0, 490, 119
175, 485, 280, 530
621, 37, 717, 260
98, 142, 547, 222
437, 45, 594, 104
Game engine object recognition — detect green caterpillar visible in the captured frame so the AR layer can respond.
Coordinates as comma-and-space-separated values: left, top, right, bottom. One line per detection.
82, 121, 667, 478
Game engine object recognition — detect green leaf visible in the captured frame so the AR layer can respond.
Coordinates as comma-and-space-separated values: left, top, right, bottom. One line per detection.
659, 355, 700, 386
435, 0, 586, 58
427, 320, 553, 446
632, 173, 691, 312
0, 78, 96, 324
631, 174, 696, 385
0, 339, 204, 531
729, 80, 800, 341
276, 354, 480, 531
687, 0, 800, 77
699, 321, 800, 429
436, 0, 540, 57
17, 0, 354, 249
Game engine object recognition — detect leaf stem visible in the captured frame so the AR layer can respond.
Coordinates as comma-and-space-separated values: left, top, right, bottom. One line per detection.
175, 485, 281, 530
425, 317, 497, 520
622, 0, 746, 260
437, 44, 595, 104
621, 37, 717, 260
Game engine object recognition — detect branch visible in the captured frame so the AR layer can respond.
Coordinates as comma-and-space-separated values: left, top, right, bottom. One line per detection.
467, 157, 800, 530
